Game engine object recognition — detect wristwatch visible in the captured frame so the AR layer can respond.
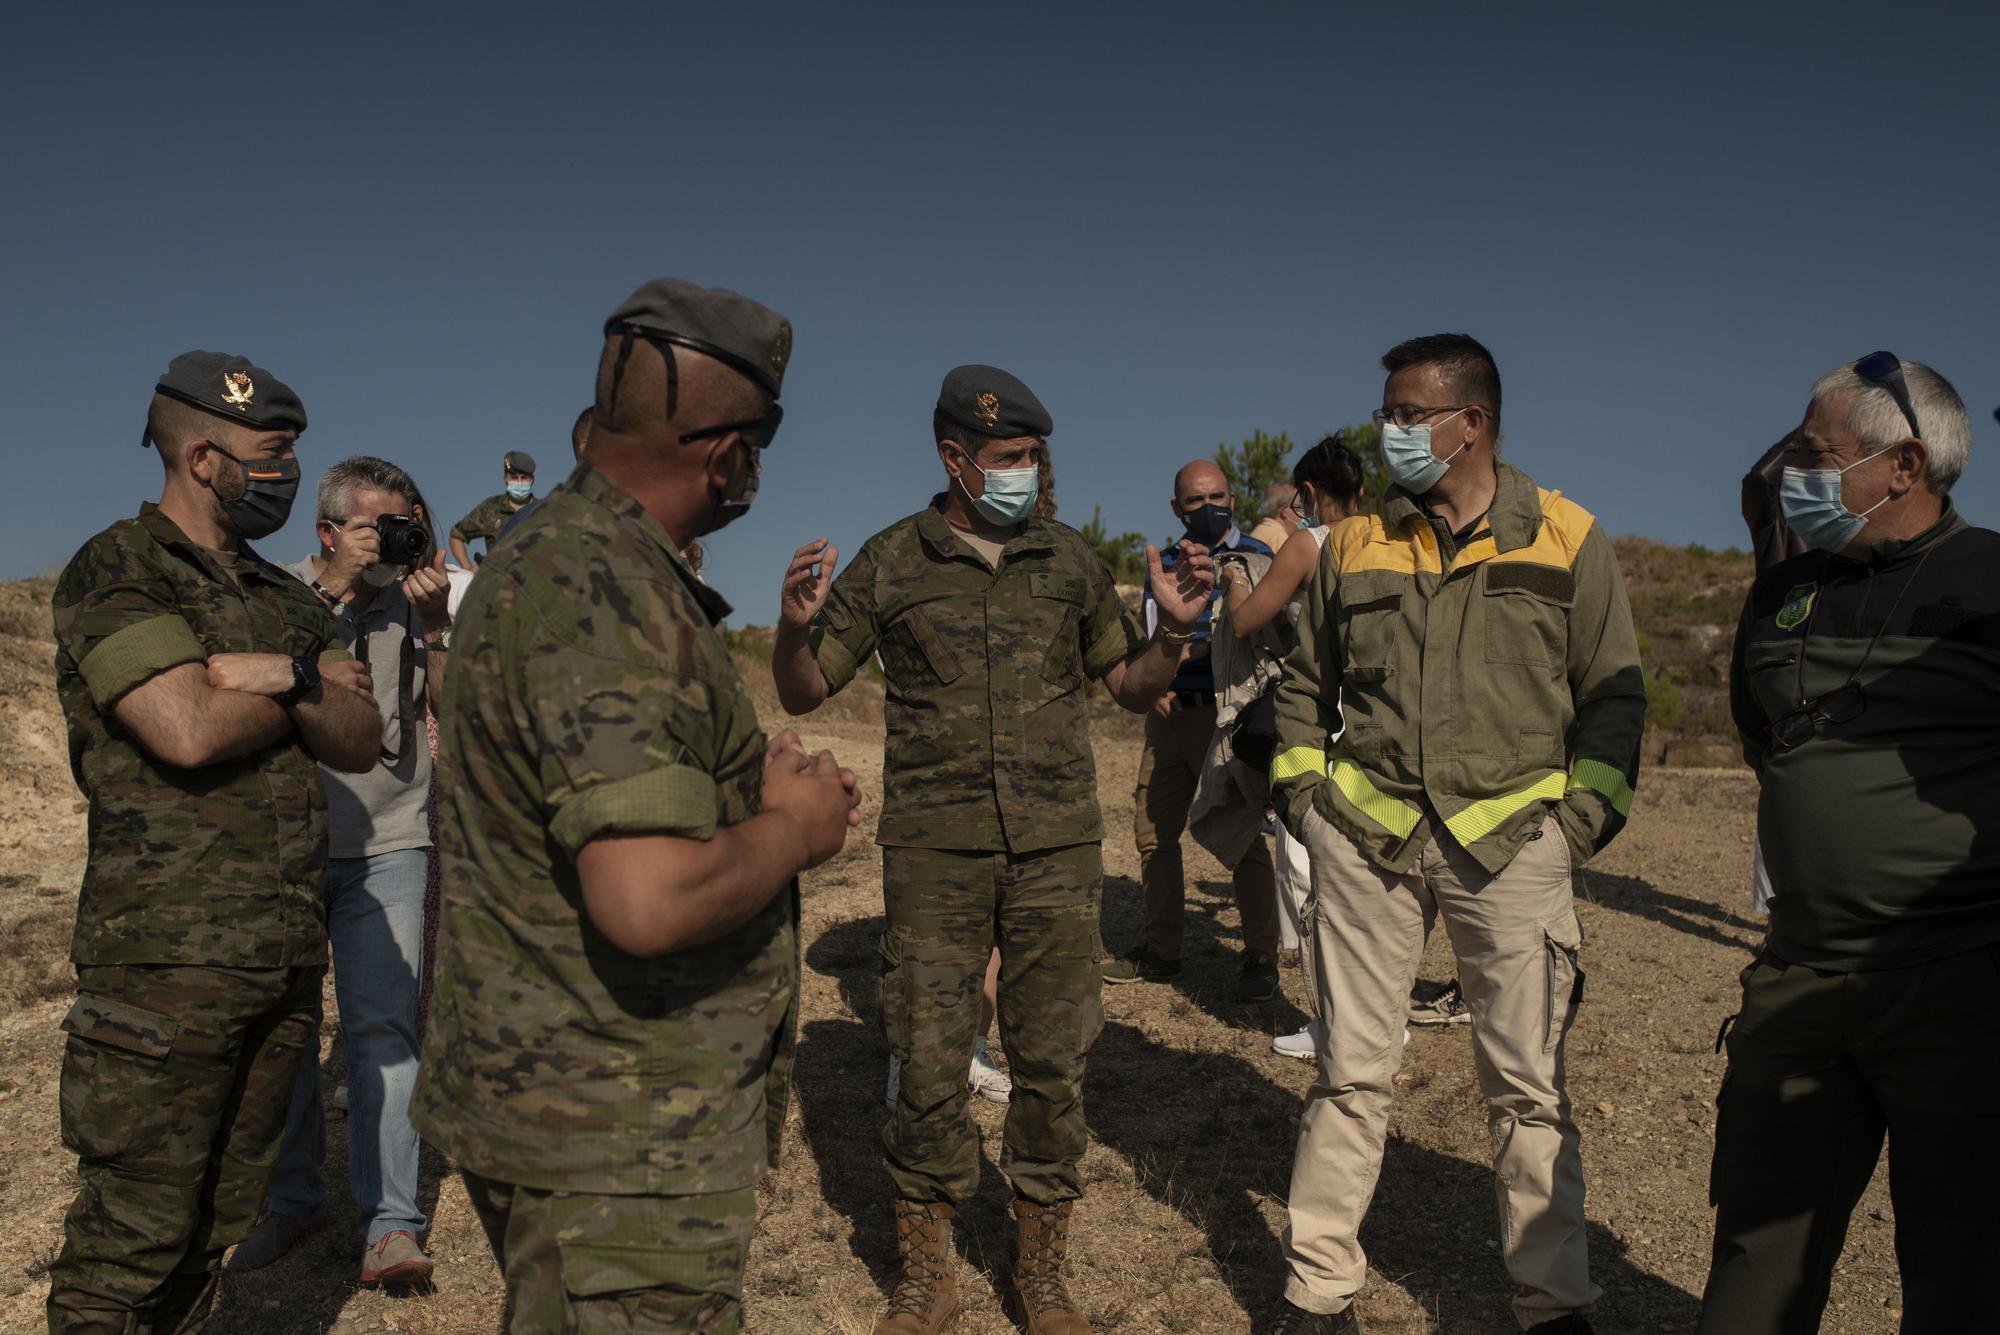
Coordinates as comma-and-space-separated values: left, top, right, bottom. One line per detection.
275, 655, 321, 708
423, 625, 452, 651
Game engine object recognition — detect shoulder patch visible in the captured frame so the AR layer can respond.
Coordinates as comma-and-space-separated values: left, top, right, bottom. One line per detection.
1775, 582, 1818, 632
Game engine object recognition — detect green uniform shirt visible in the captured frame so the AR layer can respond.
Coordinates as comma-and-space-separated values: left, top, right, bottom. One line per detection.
809, 502, 1145, 852
1271, 461, 1647, 875
412, 462, 795, 1196
1733, 505, 2000, 970
449, 492, 527, 550
52, 503, 347, 967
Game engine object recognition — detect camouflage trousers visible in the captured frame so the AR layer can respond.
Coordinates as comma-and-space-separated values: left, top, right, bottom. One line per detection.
461, 1171, 755, 1334
880, 843, 1106, 1207
47, 963, 322, 1335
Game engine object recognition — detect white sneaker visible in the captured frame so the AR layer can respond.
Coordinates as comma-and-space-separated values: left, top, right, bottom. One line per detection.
1272, 1022, 1318, 1060
968, 1038, 1012, 1103
885, 1054, 901, 1108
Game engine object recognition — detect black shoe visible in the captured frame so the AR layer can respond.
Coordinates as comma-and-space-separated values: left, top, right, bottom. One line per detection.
1263, 1298, 1359, 1334
1102, 946, 1182, 984
1236, 950, 1280, 1003
1524, 1317, 1594, 1335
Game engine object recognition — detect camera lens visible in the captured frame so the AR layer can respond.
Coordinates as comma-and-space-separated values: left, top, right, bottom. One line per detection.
399, 522, 429, 562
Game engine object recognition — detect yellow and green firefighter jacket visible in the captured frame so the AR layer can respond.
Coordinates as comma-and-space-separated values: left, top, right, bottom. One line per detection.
1271, 460, 1646, 874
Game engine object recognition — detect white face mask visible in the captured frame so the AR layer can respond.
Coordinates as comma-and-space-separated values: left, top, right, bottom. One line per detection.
360, 563, 400, 588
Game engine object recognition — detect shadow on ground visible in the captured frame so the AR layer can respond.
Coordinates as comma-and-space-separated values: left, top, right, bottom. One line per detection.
1584, 869, 1764, 952
205, 1050, 452, 1334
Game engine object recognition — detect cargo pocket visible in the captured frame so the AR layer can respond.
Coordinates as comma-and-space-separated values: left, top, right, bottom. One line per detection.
1483, 563, 1573, 667
559, 1236, 745, 1329
878, 930, 912, 1061
1080, 935, 1107, 1054
59, 991, 181, 1163
1040, 602, 1083, 688
1542, 910, 1584, 1055
903, 608, 963, 685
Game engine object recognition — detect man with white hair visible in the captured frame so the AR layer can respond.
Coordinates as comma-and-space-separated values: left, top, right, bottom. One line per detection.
1699, 352, 1999, 1333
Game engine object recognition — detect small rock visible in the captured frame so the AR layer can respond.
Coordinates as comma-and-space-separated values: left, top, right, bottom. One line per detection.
1595, 1102, 1613, 1115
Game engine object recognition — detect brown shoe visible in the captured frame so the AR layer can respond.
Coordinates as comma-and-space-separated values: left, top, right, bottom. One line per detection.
873, 1199, 958, 1334
1012, 1198, 1091, 1334
358, 1230, 433, 1287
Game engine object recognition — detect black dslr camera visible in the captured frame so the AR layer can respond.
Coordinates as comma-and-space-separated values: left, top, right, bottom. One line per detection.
375, 514, 430, 567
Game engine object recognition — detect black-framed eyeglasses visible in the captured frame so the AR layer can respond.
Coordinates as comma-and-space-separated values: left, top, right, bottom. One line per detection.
679, 403, 784, 451
1854, 350, 1922, 441
1767, 682, 1866, 752
1371, 403, 1470, 430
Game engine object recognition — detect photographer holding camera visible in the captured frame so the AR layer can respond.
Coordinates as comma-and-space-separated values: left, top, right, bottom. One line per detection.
234, 457, 452, 1284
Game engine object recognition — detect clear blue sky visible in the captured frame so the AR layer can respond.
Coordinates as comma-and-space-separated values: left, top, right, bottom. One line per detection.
5, 3, 1996, 621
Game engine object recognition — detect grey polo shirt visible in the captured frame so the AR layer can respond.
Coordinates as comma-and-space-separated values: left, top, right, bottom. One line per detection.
287, 558, 435, 860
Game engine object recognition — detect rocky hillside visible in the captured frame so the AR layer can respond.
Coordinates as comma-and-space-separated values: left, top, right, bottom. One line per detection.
1612, 538, 1754, 767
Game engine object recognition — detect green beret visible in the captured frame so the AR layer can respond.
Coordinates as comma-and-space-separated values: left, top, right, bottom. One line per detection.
605, 278, 792, 400
937, 364, 1052, 440
503, 450, 537, 475
153, 350, 307, 435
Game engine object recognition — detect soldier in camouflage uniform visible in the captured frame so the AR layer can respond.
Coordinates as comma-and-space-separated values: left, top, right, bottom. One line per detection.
47, 352, 384, 1334
410, 279, 861, 1334
771, 366, 1216, 1335
445, 449, 536, 568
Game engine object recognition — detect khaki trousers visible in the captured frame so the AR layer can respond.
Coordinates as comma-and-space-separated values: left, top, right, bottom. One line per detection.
1134, 703, 1279, 958
1283, 808, 1598, 1330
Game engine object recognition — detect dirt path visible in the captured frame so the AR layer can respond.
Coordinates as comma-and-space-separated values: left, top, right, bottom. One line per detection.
0, 704, 1904, 1332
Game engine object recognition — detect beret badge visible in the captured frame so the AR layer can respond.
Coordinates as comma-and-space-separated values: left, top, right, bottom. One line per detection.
974, 392, 1000, 427
770, 320, 792, 375
221, 372, 256, 410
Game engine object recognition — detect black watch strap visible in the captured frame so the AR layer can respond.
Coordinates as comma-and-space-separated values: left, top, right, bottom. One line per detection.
275, 655, 320, 708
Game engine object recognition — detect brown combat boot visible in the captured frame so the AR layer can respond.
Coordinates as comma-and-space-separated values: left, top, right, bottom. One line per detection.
873, 1199, 959, 1334
1011, 1198, 1091, 1334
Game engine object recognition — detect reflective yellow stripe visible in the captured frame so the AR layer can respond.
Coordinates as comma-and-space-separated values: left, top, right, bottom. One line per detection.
1568, 758, 1634, 816
1442, 771, 1568, 847
1269, 745, 1328, 783
1329, 758, 1423, 839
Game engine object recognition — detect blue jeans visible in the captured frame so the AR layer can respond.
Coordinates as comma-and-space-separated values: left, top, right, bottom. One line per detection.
266, 849, 428, 1244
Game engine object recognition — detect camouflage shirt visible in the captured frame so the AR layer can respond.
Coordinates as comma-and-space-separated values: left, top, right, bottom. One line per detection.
412, 462, 796, 1196
52, 503, 348, 967
809, 502, 1145, 852
449, 492, 528, 550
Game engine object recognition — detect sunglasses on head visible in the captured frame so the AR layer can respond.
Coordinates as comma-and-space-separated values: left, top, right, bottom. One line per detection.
1853, 350, 1922, 441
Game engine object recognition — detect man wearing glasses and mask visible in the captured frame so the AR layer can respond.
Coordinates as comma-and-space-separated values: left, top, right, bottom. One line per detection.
1699, 354, 1998, 1334
1264, 333, 1644, 1334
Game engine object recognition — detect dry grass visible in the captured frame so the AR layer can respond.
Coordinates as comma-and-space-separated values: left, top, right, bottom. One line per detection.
0, 576, 1907, 1333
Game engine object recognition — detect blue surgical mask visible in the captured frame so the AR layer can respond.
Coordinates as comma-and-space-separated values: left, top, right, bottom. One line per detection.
506, 481, 533, 502
1380, 407, 1470, 494
957, 452, 1039, 526
1779, 450, 1894, 552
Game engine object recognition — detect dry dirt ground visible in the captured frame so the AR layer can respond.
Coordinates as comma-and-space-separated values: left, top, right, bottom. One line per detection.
0, 576, 1908, 1334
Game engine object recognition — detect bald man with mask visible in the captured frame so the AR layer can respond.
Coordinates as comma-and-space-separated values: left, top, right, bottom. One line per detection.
1103, 459, 1280, 1001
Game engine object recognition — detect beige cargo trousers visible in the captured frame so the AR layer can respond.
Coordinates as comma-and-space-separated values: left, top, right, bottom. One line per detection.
1283, 808, 1598, 1329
